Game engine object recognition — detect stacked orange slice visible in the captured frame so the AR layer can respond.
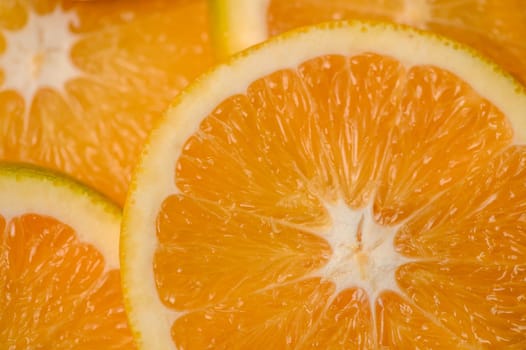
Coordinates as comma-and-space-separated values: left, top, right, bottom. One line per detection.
212, 0, 526, 84
0, 0, 213, 205
121, 22, 526, 349
0, 163, 134, 348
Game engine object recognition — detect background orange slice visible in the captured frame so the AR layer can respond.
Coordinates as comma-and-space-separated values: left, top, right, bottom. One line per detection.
0, 0, 214, 205
121, 22, 526, 348
212, 0, 526, 85
0, 163, 135, 348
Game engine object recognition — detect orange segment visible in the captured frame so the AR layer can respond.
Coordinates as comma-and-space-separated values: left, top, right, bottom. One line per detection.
176, 92, 328, 225
121, 22, 526, 348
0, 0, 26, 30
374, 64, 512, 224
397, 261, 526, 346
1, 215, 131, 348
155, 195, 331, 310
376, 291, 467, 348
171, 279, 334, 349
301, 288, 374, 349
396, 146, 526, 262
0, 164, 134, 348
296, 54, 403, 208
0, 0, 213, 205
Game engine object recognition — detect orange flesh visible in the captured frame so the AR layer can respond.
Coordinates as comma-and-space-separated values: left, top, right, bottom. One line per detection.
0, 213, 134, 348
267, 0, 526, 86
0, 0, 213, 205
154, 53, 526, 348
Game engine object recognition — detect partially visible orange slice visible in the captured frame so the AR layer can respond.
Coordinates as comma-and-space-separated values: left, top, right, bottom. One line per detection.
211, 0, 526, 85
122, 22, 526, 348
0, 163, 135, 348
0, 0, 214, 205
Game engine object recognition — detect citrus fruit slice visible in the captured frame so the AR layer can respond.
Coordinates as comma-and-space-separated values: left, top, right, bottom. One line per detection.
0, 0, 214, 205
121, 21, 526, 348
0, 163, 135, 348
211, 0, 526, 85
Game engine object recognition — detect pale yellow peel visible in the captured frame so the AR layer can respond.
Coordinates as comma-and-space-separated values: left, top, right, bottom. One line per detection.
209, 0, 269, 59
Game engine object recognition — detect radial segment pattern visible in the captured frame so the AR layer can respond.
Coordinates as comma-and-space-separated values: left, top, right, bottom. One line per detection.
155, 53, 525, 348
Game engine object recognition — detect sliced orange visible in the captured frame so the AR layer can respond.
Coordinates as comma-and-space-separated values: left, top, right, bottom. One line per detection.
0, 163, 135, 348
211, 0, 526, 85
0, 0, 214, 205
121, 22, 526, 348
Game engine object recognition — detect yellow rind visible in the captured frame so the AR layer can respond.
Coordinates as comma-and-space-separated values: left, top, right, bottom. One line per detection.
209, 0, 269, 59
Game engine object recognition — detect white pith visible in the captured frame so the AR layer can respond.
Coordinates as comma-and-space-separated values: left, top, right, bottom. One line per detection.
0, 167, 121, 270
122, 22, 526, 350
0, 5, 82, 118
316, 201, 410, 301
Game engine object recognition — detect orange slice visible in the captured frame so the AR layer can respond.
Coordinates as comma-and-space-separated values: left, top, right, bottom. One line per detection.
0, 163, 135, 348
211, 0, 526, 85
0, 0, 214, 205
121, 22, 526, 348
